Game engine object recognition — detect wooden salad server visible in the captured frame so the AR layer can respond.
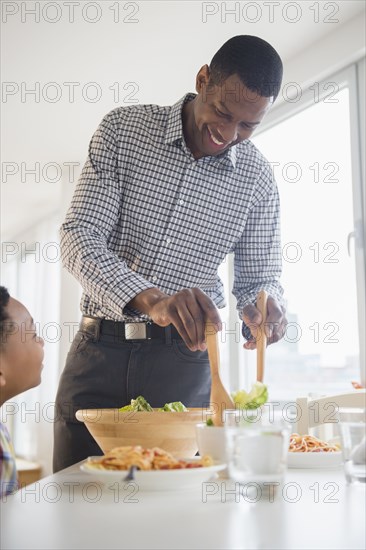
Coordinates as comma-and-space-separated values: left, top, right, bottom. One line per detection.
205, 322, 235, 426
256, 289, 268, 383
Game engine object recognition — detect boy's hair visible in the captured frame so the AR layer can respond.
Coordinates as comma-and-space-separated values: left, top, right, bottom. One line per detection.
209, 35, 283, 100
0, 286, 11, 349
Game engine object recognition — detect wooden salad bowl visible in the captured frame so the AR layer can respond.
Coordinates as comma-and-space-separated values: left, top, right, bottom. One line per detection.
76, 408, 205, 457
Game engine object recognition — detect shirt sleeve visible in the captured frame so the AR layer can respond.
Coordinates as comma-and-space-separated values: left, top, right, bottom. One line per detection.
232, 161, 285, 340
0, 423, 18, 497
60, 110, 155, 318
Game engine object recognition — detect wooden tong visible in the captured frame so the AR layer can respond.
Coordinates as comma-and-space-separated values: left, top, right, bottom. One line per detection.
256, 289, 268, 383
205, 290, 268, 425
205, 322, 234, 426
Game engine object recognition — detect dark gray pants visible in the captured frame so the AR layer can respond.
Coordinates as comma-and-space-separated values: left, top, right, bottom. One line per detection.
53, 327, 211, 472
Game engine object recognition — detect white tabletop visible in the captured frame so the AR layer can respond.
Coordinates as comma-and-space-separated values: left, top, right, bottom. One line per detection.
1, 462, 365, 550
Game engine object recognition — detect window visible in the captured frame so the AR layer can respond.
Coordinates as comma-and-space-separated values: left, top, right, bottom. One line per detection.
225, 62, 365, 399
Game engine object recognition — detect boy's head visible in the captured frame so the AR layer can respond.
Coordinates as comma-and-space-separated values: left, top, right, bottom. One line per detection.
0, 286, 44, 406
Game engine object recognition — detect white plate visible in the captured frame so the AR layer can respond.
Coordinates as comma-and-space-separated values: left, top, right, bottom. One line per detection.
287, 451, 342, 469
80, 457, 226, 490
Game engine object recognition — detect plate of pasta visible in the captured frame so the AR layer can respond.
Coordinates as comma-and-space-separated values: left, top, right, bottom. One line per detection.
288, 433, 342, 468
80, 446, 226, 490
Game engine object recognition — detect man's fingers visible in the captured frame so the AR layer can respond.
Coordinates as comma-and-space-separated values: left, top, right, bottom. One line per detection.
242, 298, 287, 349
195, 288, 222, 330
182, 291, 210, 347
194, 288, 222, 348
149, 288, 221, 351
268, 314, 287, 345
266, 300, 287, 345
242, 304, 262, 339
179, 298, 205, 351
243, 340, 257, 350
266, 297, 284, 338
176, 289, 215, 350
242, 303, 262, 325
170, 308, 197, 351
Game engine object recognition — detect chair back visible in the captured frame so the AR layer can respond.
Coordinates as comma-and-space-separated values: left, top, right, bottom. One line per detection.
296, 390, 366, 435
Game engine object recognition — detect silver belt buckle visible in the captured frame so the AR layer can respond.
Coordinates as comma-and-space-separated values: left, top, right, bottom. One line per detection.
125, 322, 148, 340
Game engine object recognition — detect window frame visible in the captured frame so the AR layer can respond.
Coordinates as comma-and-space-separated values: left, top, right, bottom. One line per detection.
227, 60, 366, 389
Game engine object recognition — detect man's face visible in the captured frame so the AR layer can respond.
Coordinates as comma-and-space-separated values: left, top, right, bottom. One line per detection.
184, 67, 273, 159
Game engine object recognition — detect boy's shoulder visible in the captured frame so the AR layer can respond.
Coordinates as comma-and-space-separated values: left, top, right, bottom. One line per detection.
0, 422, 15, 457
0, 421, 18, 497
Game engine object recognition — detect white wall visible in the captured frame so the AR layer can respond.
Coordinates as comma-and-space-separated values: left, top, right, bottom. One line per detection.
280, 14, 365, 99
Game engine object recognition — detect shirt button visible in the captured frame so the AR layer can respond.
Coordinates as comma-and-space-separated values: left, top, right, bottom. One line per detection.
178, 199, 184, 206
166, 237, 171, 244
152, 275, 158, 282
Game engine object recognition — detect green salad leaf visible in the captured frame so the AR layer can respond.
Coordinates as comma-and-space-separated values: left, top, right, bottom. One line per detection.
119, 404, 134, 411
232, 382, 268, 410
119, 395, 153, 412
159, 401, 188, 412
206, 418, 214, 426
119, 396, 187, 412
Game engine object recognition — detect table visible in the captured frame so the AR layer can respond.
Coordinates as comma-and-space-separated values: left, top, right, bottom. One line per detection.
1, 462, 365, 550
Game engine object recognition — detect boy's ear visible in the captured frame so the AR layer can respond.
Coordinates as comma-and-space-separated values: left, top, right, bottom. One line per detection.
0, 362, 7, 387
0, 370, 6, 387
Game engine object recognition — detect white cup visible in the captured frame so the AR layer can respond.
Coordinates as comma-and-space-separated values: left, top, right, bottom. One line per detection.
195, 423, 229, 476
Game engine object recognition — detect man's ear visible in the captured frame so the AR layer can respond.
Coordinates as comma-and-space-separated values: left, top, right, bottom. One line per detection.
195, 65, 211, 94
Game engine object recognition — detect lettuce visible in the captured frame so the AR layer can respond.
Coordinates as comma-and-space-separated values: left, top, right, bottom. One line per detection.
119, 396, 153, 412
159, 401, 188, 412
119, 396, 187, 412
232, 382, 268, 410
119, 404, 134, 411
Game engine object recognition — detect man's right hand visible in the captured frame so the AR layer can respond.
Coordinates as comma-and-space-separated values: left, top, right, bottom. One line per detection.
129, 287, 221, 351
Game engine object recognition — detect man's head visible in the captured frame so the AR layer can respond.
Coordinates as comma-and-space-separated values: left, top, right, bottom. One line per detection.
182, 35, 283, 159
0, 286, 44, 406
208, 35, 283, 100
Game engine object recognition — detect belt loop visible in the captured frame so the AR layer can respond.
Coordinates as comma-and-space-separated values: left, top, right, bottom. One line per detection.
93, 318, 101, 342
114, 321, 124, 344
80, 316, 101, 342
146, 321, 152, 341
165, 325, 172, 345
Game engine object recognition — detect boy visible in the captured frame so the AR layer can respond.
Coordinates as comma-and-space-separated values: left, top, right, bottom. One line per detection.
0, 286, 44, 496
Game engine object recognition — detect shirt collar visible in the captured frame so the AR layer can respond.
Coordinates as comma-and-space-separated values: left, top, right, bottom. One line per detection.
164, 93, 194, 146
164, 93, 237, 170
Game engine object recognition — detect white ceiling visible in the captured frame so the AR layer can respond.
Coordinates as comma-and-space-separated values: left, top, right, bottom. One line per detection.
1, 0, 365, 240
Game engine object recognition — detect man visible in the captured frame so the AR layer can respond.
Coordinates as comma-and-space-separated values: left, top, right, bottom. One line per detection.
54, 35, 287, 472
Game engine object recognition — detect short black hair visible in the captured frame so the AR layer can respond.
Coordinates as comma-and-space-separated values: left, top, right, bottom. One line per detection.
0, 286, 11, 349
209, 35, 283, 100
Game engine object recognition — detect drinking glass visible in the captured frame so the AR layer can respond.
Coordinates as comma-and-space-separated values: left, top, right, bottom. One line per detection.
338, 407, 366, 484
225, 418, 290, 485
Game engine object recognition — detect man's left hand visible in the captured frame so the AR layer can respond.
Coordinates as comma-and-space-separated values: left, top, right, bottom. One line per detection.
242, 296, 287, 350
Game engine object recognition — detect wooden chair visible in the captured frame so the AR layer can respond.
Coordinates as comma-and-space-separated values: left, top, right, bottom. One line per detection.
16, 458, 42, 488
296, 390, 366, 435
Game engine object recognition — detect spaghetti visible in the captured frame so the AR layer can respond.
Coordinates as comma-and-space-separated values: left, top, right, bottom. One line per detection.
87, 446, 213, 470
289, 433, 339, 453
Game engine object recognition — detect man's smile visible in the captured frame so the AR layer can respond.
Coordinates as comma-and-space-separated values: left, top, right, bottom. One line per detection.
206, 126, 234, 150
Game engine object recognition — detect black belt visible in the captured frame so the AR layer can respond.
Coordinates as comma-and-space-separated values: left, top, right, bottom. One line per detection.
79, 316, 183, 342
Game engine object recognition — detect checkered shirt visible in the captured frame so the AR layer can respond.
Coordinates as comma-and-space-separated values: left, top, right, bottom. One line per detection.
60, 93, 284, 330
0, 422, 18, 497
